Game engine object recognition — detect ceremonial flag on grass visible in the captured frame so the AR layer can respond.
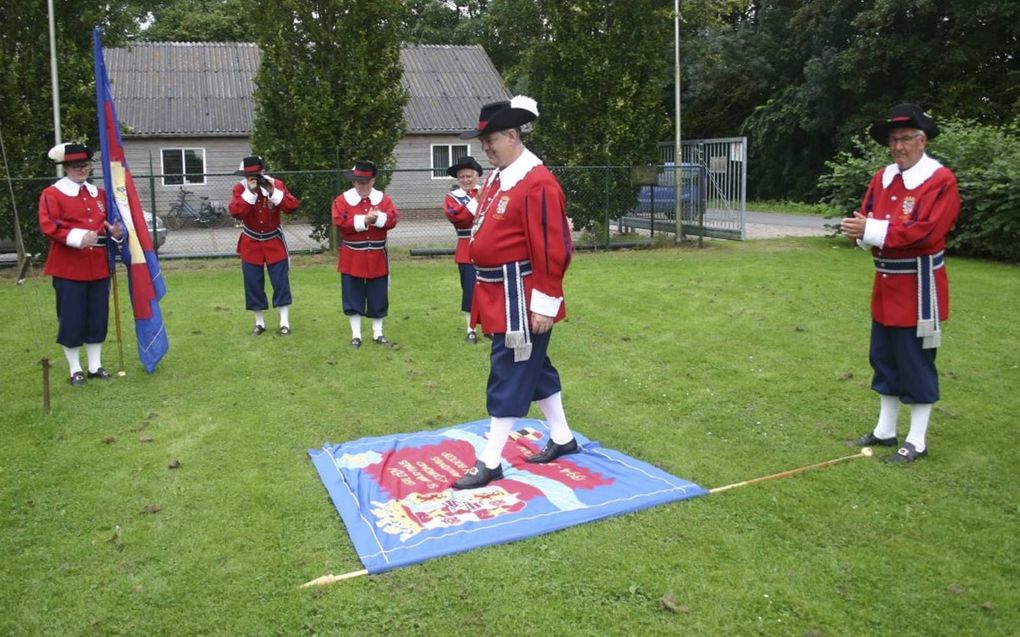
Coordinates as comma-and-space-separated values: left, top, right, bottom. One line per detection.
93, 27, 168, 373
308, 419, 707, 574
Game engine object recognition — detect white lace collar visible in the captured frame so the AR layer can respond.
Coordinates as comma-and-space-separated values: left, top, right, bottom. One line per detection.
490, 148, 543, 192
343, 188, 384, 206
55, 177, 98, 198
882, 154, 942, 190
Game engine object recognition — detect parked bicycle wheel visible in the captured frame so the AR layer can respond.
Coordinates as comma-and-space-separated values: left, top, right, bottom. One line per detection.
165, 206, 187, 230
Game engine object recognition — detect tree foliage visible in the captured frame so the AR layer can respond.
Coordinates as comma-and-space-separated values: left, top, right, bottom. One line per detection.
0, 1, 150, 253
247, 0, 407, 236
682, 0, 1020, 201
139, 0, 249, 42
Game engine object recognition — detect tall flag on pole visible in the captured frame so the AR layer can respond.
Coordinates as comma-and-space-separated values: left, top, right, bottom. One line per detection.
93, 27, 169, 373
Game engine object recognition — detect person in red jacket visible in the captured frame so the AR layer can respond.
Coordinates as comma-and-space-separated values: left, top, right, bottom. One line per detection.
37, 142, 123, 387
331, 160, 399, 348
452, 97, 577, 489
228, 155, 301, 336
842, 104, 961, 464
442, 155, 484, 343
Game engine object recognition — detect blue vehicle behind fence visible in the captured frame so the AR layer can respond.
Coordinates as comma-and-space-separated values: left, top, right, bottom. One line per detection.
634, 162, 707, 221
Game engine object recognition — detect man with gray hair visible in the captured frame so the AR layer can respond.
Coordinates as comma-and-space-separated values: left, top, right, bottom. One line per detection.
452, 97, 577, 489
842, 104, 961, 463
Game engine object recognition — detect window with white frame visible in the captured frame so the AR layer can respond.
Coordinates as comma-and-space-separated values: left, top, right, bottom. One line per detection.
161, 148, 206, 186
431, 143, 470, 178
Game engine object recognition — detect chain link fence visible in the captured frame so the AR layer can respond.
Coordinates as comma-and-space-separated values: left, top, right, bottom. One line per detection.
5, 165, 694, 263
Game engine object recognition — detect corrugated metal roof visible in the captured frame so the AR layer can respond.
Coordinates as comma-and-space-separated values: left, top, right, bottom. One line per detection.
105, 42, 260, 136
400, 44, 511, 134
105, 42, 508, 138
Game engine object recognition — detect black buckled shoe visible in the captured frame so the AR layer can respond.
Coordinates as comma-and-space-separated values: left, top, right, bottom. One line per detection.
848, 432, 898, 447
279, 326, 291, 336
452, 461, 503, 489
251, 325, 266, 336
466, 331, 477, 344
87, 368, 113, 380
69, 371, 87, 387
885, 442, 928, 464
373, 335, 390, 346
526, 438, 580, 464
351, 337, 362, 349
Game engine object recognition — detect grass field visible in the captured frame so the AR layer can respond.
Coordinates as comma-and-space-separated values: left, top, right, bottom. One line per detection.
2, 237, 1017, 636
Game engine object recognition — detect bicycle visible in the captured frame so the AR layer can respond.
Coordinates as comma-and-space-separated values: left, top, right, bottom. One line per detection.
164, 187, 229, 230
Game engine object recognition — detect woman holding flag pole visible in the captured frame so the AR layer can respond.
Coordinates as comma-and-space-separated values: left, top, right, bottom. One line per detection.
37, 142, 123, 386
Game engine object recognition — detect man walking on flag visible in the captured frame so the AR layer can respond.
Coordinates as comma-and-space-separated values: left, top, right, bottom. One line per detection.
37, 143, 123, 386
93, 27, 169, 373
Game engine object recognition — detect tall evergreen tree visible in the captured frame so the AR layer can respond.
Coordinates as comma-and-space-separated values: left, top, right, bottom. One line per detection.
248, 0, 407, 233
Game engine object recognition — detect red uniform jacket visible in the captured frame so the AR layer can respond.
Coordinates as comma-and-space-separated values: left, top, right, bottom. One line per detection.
444, 187, 479, 264
858, 155, 960, 326
332, 188, 399, 279
38, 178, 111, 281
228, 177, 300, 265
469, 149, 572, 333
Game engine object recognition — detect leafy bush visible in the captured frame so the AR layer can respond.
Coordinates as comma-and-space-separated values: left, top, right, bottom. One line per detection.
818, 117, 1020, 262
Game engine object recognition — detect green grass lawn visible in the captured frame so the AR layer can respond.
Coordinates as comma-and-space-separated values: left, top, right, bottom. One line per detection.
2, 238, 1017, 636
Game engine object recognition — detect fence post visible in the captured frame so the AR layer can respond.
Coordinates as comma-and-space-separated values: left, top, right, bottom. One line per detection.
148, 151, 159, 254
331, 147, 342, 253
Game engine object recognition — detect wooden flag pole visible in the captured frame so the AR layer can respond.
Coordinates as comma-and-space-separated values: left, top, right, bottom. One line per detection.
709, 447, 874, 494
110, 267, 126, 376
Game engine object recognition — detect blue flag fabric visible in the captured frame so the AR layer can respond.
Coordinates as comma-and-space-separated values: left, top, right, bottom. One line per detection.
93, 27, 169, 373
309, 419, 708, 574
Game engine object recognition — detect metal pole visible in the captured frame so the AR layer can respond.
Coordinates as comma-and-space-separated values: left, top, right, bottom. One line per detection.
673, 0, 682, 240
47, 0, 62, 179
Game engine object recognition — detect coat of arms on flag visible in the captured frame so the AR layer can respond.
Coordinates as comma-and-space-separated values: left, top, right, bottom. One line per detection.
309, 419, 707, 574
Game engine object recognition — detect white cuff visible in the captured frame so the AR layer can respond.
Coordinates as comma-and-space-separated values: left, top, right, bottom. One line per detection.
66, 228, 89, 249
466, 199, 478, 215
354, 215, 368, 232
530, 289, 562, 318
861, 218, 889, 248
241, 188, 258, 205
268, 188, 284, 206
373, 212, 388, 228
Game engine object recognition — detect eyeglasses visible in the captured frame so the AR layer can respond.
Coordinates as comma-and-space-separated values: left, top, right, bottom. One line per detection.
888, 133, 923, 146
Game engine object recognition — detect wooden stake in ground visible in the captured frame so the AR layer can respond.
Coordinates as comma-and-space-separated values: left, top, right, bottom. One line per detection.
110, 268, 127, 376
299, 448, 876, 588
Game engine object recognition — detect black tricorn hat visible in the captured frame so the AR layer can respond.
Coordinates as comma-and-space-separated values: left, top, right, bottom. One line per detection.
235, 155, 266, 175
48, 143, 93, 164
446, 156, 484, 178
344, 159, 378, 180
460, 96, 538, 139
869, 104, 939, 145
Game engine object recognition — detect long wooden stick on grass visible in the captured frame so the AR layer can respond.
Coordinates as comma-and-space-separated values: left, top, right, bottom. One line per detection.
710, 447, 874, 494
300, 569, 369, 588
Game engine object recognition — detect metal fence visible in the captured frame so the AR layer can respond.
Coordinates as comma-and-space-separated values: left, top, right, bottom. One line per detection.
3, 142, 747, 261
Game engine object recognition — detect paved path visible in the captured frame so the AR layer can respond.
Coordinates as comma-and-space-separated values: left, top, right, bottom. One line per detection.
744, 211, 835, 239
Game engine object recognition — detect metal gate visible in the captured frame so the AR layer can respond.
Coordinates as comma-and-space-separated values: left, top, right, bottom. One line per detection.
659, 137, 747, 240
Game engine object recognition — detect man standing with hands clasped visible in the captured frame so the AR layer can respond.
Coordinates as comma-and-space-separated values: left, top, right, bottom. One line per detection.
331, 160, 399, 348
452, 97, 577, 490
842, 104, 961, 464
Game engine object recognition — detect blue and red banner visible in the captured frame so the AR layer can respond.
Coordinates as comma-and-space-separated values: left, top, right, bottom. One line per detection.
309, 419, 708, 574
93, 27, 169, 373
